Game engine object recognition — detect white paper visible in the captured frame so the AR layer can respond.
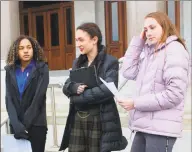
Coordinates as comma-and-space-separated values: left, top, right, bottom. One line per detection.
1, 134, 32, 152
99, 77, 121, 98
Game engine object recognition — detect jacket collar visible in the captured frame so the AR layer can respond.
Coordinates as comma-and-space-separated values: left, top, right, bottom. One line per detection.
145, 35, 178, 55
4, 60, 46, 72
4, 61, 47, 102
92, 45, 106, 72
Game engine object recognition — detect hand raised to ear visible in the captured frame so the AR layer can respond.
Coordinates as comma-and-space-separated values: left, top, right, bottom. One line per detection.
140, 29, 147, 41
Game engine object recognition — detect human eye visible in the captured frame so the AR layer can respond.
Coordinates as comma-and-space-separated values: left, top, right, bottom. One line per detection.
150, 25, 156, 30
27, 45, 32, 49
18, 46, 23, 50
79, 38, 84, 42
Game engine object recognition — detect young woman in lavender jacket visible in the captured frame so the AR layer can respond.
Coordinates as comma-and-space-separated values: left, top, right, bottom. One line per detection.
117, 12, 190, 152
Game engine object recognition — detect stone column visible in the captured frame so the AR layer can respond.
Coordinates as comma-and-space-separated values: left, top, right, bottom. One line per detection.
1, 1, 20, 111
95, 1, 106, 46
126, 1, 165, 44
1, 1, 20, 68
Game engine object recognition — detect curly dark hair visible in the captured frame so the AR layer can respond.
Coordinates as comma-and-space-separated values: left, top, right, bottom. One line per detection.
76, 22, 103, 68
6, 35, 47, 66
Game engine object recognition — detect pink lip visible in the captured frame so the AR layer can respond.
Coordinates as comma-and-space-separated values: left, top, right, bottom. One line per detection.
149, 37, 154, 40
79, 48, 84, 52
23, 55, 29, 58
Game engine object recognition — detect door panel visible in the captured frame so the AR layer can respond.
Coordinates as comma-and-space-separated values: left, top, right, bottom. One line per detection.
105, 1, 127, 59
47, 9, 65, 70
32, 12, 50, 63
63, 7, 75, 69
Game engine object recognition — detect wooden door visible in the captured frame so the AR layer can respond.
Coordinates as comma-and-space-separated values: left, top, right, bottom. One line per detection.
105, 1, 127, 58
32, 9, 64, 70
47, 9, 65, 70
20, 2, 75, 70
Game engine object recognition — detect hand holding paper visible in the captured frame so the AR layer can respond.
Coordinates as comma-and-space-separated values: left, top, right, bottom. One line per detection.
117, 98, 134, 111
99, 77, 120, 98
100, 77, 134, 111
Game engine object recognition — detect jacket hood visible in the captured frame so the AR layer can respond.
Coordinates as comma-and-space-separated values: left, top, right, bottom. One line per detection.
146, 35, 179, 54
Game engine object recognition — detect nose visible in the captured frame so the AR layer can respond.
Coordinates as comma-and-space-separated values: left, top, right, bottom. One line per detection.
146, 30, 152, 38
23, 47, 29, 53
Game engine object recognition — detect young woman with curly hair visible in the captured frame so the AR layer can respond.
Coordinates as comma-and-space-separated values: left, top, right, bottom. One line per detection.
5, 35, 49, 152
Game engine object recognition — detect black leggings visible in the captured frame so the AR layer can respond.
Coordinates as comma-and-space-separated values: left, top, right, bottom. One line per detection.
131, 132, 176, 152
28, 126, 47, 152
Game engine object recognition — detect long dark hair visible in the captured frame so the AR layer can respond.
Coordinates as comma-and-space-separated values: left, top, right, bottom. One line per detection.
6, 35, 47, 66
76, 22, 103, 68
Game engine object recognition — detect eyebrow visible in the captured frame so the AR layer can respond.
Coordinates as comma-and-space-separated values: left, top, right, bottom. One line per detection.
18, 45, 32, 47
75, 37, 83, 40
144, 24, 155, 29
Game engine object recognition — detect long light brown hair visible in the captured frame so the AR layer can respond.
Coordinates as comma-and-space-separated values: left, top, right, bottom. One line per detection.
145, 12, 186, 50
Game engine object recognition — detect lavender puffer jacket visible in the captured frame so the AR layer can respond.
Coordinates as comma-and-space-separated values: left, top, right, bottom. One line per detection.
121, 35, 190, 138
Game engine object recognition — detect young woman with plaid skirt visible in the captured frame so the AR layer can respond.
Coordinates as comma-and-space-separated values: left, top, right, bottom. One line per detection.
59, 22, 128, 152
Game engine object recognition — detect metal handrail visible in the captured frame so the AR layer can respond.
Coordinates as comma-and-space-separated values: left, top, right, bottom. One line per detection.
1, 117, 10, 134
1, 118, 8, 127
0, 83, 64, 150
48, 83, 63, 148
46, 61, 126, 148
118, 57, 128, 92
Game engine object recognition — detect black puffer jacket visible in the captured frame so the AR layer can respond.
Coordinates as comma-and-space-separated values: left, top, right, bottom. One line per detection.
59, 46, 128, 152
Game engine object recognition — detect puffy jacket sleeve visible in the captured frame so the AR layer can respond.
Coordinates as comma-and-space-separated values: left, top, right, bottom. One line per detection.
134, 42, 190, 112
121, 36, 145, 80
71, 58, 119, 104
63, 60, 82, 97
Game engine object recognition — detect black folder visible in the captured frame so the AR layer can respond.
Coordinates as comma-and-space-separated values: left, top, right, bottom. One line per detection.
70, 65, 98, 88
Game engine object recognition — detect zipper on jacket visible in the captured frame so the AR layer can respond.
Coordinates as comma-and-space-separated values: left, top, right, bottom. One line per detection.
165, 137, 169, 152
138, 51, 150, 94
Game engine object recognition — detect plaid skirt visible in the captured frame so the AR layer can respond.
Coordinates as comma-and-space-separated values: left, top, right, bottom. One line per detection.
68, 110, 101, 152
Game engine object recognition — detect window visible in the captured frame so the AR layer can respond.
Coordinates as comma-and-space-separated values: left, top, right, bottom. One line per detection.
167, 1, 191, 55
166, 1, 180, 33
111, 2, 119, 41
36, 15, 44, 47
50, 13, 59, 46
23, 15, 29, 35
66, 8, 72, 45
